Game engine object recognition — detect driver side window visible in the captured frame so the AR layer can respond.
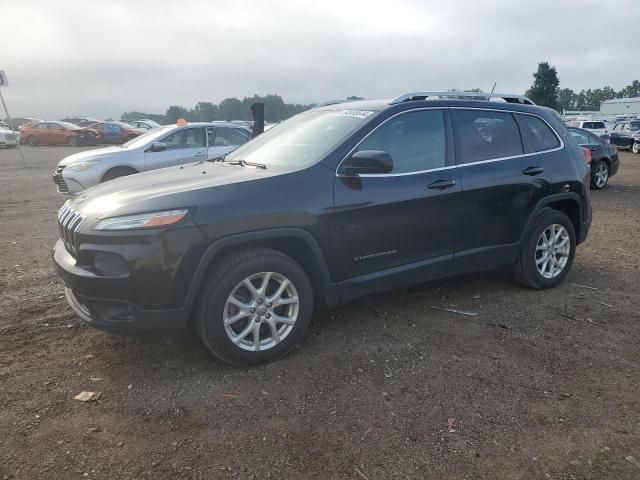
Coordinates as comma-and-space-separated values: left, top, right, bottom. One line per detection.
354, 110, 446, 174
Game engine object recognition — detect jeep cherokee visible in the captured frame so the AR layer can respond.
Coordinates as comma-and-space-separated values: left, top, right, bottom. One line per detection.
53, 91, 592, 366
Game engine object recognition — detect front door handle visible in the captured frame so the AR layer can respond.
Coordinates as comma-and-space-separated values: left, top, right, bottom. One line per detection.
522, 166, 544, 176
193, 152, 206, 157
427, 179, 456, 190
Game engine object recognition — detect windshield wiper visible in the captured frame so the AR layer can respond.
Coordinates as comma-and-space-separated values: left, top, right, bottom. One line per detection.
223, 159, 267, 169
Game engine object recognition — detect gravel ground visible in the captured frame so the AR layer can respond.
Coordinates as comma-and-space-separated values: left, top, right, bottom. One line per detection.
1, 145, 639, 479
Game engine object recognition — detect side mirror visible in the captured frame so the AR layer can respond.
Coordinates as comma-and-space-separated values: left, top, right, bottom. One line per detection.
150, 141, 167, 152
339, 150, 393, 176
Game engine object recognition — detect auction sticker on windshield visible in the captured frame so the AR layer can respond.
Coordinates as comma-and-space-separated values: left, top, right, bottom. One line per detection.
336, 110, 374, 119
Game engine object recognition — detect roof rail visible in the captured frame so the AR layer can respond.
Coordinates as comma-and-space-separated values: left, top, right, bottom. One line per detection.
389, 91, 536, 106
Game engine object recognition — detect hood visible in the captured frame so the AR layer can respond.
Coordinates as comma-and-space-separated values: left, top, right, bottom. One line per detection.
70, 161, 277, 219
58, 146, 130, 166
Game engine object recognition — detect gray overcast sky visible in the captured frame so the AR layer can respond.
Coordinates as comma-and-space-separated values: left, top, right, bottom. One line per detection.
3, 0, 639, 119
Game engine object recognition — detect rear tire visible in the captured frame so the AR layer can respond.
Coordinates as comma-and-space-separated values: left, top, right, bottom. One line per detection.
512, 208, 576, 289
101, 166, 137, 183
591, 160, 610, 190
195, 248, 313, 366
633, 142, 640, 154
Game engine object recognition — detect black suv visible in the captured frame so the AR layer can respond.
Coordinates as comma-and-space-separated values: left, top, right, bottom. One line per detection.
53, 91, 592, 365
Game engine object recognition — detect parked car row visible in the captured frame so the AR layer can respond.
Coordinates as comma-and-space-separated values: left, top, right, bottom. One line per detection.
20, 120, 147, 147
564, 118, 639, 155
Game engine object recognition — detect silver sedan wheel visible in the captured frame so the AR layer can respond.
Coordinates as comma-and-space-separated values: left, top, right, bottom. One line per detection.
223, 272, 299, 352
535, 224, 570, 279
594, 162, 609, 188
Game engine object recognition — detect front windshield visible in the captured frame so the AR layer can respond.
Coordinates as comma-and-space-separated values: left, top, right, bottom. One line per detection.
121, 126, 174, 148
224, 109, 378, 168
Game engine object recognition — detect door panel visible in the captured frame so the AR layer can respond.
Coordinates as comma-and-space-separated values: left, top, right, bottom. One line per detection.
451, 109, 553, 268
329, 171, 461, 281
146, 127, 207, 170
326, 109, 461, 282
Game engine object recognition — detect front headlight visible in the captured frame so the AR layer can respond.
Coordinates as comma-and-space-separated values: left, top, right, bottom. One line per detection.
93, 209, 189, 231
65, 160, 100, 172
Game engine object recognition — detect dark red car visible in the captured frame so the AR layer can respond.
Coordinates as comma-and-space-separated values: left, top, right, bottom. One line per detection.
83, 122, 145, 144
21, 121, 96, 146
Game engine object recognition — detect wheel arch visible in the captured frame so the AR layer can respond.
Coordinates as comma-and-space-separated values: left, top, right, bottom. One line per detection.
522, 193, 583, 245
185, 229, 339, 319
100, 165, 139, 182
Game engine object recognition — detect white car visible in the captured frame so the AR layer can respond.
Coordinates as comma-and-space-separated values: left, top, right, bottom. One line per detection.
53, 122, 251, 195
0, 124, 19, 148
566, 120, 608, 138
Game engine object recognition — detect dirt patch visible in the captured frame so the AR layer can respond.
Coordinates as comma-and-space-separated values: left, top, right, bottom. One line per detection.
1, 146, 639, 479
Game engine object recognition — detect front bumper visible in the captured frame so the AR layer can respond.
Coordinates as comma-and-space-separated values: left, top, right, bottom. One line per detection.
0, 138, 18, 146
64, 286, 189, 333
52, 221, 207, 332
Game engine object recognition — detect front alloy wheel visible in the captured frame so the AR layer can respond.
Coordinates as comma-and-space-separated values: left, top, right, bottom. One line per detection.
535, 224, 570, 279
223, 272, 299, 352
195, 248, 313, 366
633, 142, 640, 154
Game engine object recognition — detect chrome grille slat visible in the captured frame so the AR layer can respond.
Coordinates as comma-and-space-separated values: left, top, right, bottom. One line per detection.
56, 202, 86, 257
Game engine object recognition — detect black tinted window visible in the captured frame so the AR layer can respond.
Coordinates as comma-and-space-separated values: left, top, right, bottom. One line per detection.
582, 122, 605, 129
517, 114, 560, 152
356, 110, 446, 173
455, 110, 523, 163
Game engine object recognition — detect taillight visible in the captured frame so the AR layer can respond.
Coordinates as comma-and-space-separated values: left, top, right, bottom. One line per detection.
582, 148, 592, 165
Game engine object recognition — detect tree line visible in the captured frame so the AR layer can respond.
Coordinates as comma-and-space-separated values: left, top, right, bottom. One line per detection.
121, 94, 315, 124
525, 62, 640, 112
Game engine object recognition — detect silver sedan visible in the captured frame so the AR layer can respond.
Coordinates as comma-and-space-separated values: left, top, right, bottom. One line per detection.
53, 122, 251, 195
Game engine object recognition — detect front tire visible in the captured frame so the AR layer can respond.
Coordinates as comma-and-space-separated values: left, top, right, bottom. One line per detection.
633, 142, 640, 154
68, 135, 79, 147
195, 248, 313, 366
591, 160, 610, 190
27, 136, 37, 146
512, 209, 576, 289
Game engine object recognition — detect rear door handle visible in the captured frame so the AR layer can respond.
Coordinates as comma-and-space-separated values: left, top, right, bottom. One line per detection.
522, 166, 544, 176
427, 179, 456, 190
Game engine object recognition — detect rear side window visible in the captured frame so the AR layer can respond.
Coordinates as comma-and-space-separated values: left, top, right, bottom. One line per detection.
516, 114, 561, 152
355, 110, 446, 173
582, 122, 605, 129
569, 129, 591, 145
454, 110, 523, 163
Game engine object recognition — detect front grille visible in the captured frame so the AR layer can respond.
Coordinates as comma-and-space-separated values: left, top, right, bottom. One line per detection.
57, 201, 86, 256
4, 133, 15, 141
53, 166, 69, 193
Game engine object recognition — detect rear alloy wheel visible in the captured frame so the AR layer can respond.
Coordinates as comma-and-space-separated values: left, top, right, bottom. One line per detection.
591, 160, 609, 190
68, 136, 79, 147
195, 248, 313, 366
512, 208, 576, 289
27, 136, 37, 146
633, 142, 640, 154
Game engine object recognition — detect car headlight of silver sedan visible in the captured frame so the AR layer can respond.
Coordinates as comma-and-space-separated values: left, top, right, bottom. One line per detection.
64, 160, 100, 172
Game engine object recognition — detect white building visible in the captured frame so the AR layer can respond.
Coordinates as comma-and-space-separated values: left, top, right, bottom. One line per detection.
600, 97, 640, 115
